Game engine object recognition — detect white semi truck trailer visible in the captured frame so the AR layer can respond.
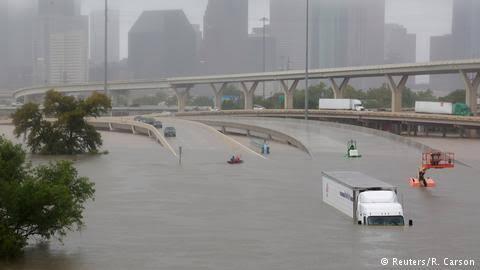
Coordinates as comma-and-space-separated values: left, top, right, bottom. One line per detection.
318, 99, 365, 111
322, 171, 409, 226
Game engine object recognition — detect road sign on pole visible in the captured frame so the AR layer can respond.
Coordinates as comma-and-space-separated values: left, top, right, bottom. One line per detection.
179, 146, 183, 165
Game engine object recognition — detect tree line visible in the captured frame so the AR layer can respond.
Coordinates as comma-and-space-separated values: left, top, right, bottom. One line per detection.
126, 83, 468, 110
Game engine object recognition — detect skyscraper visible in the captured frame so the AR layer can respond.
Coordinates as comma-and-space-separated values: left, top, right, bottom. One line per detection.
430, 34, 458, 92
0, 0, 8, 90
271, 0, 385, 77
128, 10, 197, 79
451, 0, 480, 59
203, 0, 249, 74
38, 0, 81, 17
429, 0, 480, 92
270, 0, 306, 70
34, 0, 89, 85
310, 0, 385, 89
90, 9, 120, 66
384, 23, 416, 64
6, 3, 36, 89
346, 0, 385, 68
311, 0, 349, 69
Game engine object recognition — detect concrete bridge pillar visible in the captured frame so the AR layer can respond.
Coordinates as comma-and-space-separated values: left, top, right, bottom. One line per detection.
386, 75, 408, 113
280, 80, 299, 109
173, 85, 192, 113
329, 77, 350, 99
210, 83, 228, 110
240, 81, 259, 110
460, 71, 480, 116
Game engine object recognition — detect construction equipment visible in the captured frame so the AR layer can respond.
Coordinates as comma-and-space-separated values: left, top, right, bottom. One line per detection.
346, 140, 362, 158
409, 152, 454, 188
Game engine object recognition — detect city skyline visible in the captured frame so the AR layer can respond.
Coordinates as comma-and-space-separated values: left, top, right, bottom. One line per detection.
79, 0, 452, 61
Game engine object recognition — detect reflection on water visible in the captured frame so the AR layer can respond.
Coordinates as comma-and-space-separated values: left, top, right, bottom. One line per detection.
1, 122, 479, 270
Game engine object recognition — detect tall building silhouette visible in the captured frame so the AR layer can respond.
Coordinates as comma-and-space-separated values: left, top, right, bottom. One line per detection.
430, 0, 480, 92
0, 0, 8, 90
128, 10, 197, 79
203, 0, 249, 74
271, 0, 385, 81
384, 23, 416, 64
451, 0, 480, 59
270, 0, 306, 70
34, 0, 88, 85
90, 9, 120, 66
38, 0, 81, 17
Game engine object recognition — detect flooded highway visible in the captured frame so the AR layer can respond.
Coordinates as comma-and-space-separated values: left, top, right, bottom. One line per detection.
1, 117, 479, 270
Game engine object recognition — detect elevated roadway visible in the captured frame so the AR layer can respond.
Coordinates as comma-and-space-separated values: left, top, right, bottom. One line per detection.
12, 59, 480, 114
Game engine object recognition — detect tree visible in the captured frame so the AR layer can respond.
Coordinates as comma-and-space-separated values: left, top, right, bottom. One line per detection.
439, 89, 466, 103
132, 92, 168, 106
0, 137, 95, 259
12, 90, 111, 155
221, 85, 244, 110
191, 96, 214, 107
416, 89, 437, 102
294, 82, 333, 109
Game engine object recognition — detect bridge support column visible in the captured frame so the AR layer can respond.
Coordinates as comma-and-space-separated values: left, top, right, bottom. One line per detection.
210, 83, 228, 110
460, 71, 480, 116
240, 81, 259, 110
329, 77, 350, 99
173, 85, 192, 113
280, 80, 299, 109
386, 75, 408, 113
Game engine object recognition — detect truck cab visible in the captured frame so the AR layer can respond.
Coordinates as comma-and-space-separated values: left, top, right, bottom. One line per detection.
351, 100, 365, 111
357, 191, 404, 226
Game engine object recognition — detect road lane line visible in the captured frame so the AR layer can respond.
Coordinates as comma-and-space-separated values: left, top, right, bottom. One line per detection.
171, 118, 267, 160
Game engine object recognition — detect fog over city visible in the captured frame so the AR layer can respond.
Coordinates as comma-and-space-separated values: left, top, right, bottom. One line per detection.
0, 0, 471, 94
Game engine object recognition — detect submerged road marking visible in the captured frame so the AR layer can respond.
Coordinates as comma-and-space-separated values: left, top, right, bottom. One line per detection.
170, 118, 267, 160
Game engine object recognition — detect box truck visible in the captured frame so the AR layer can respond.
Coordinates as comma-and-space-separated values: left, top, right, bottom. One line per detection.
415, 101, 472, 116
319, 99, 365, 111
322, 171, 407, 226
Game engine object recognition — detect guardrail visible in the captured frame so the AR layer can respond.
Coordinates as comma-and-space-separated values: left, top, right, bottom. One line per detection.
87, 117, 177, 157
0, 117, 177, 156
176, 109, 480, 128
192, 119, 311, 155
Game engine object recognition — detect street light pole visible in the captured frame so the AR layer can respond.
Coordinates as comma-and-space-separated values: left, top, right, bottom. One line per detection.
104, 0, 109, 98
260, 17, 269, 99
304, 0, 310, 120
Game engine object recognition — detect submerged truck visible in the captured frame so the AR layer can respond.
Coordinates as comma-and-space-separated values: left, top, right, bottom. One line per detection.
322, 171, 408, 226
415, 101, 472, 116
319, 99, 365, 111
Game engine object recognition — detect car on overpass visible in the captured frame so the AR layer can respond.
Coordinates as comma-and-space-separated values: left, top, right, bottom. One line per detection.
134, 116, 163, 129
164, 127, 176, 137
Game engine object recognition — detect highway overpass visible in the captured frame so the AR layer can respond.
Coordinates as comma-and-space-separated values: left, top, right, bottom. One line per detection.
177, 109, 480, 138
12, 59, 480, 115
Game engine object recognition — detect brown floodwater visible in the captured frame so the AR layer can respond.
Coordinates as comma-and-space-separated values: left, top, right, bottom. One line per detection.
1, 118, 479, 270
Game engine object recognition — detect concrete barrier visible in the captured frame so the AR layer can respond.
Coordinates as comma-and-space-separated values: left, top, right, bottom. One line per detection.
87, 117, 177, 157
192, 119, 311, 155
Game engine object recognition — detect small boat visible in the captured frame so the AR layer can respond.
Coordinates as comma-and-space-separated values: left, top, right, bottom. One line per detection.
227, 157, 243, 164
409, 177, 436, 188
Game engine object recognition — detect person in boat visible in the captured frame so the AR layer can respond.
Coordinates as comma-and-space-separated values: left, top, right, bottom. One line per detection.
418, 168, 427, 187
348, 141, 356, 152
230, 155, 235, 163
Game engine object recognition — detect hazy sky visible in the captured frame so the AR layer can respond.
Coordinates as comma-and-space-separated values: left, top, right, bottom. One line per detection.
81, 0, 453, 61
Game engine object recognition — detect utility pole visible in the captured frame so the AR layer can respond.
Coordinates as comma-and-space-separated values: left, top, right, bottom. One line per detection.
304, 0, 310, 120
260, 17, 269, 99
104, 0, 109, 98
